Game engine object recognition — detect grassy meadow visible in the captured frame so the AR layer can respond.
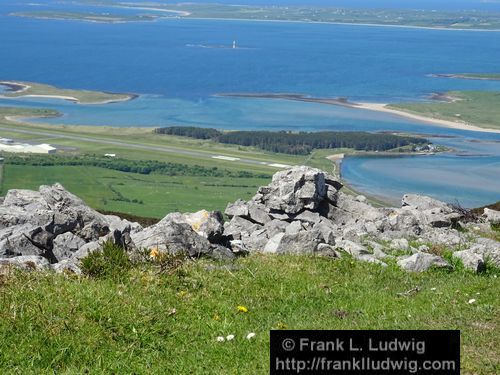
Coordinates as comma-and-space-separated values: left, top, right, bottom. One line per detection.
0, 165, 268, 218
1, 81, 132, 104
0, 108, 344, 217
390, 91, 500, 130
0, 255, 499, 373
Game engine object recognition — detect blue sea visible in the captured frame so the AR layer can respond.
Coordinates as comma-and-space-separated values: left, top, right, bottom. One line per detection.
1, 0, 499, 207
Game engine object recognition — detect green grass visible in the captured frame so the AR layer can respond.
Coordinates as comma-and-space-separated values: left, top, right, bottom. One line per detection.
0, 107, 363, 216
1, 81, 132, 104
0, 165, 267, 218
0, 255, 498, 373
390, 91, 500, 130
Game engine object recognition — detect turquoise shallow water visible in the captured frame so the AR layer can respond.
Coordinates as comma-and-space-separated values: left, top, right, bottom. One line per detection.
0, 1, 499, 207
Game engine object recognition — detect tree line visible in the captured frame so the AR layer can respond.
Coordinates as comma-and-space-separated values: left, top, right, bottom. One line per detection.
154, 127, 428, 155
2, 154, 270, 179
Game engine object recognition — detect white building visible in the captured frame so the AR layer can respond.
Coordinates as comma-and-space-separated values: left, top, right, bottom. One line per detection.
0, 143, 57, 154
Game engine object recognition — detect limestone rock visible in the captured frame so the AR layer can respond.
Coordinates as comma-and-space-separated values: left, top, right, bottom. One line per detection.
244, 228, 270, 252
401, 194, 462, 228
71, 240, 102, 261
224, 216, 260, 241
263, 220, 288, 238
0, 225, 51, 259
402, 194, 450, 211
465, 238, 500, 267
452, 250, 486, 273
263, 230, 323, 254
52, 232, 86, 261
335, 239, 371, 257
224, 199, 249, 218
165, 210, 224, 243
255, 166, 328, 214
247, 202, 271, 225
483, 208, 500, 225
390, 238, 410, 251
131, 217, 231, 260
0, 255, 51, 271
52, 259, 82, 275
397, 253, 450, 272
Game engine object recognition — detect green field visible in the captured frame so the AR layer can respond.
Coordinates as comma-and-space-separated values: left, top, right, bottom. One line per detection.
390, 91, 500, 130
1, 254, 498, 373
0, 81, 133, 104
0, 108, 338, 217
1, 165, 268, 218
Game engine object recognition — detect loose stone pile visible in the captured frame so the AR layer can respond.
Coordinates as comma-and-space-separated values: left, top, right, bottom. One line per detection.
1, 167, 498, 274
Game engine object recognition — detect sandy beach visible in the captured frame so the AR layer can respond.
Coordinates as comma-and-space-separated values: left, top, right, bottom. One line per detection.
116, 6, 192, 17
219, 92, 500, 134
355, 102, 500, 134
0, 80, 136, 105
0, 93, 134, 105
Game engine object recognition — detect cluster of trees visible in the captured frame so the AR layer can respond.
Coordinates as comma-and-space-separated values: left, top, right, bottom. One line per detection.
154, 126, 222, 139
154, 127, 428, 155
3, 154, 269, 178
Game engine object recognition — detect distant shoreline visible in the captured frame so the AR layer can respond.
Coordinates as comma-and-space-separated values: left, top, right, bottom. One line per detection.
429, 73, 500, 81
0, 80, 138, 105
355, 102, 500, 134
182, 16, 500, 33
10, 10, 500, 32
217, 92, 500, 134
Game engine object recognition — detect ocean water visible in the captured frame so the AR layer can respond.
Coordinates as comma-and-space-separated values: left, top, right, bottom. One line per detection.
0, 1, 499, 207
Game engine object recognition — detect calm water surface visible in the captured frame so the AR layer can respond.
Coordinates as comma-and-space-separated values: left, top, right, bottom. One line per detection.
0, 1, 499, 206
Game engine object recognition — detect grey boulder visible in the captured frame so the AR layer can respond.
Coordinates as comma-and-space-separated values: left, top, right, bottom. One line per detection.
452, 250, 486, 273
131, 216, 232, 260
0, 255, 51, 271
483, 208, 500, 225
165, 210, 224, 244
397, 253, 450, 272
255, 166, 332, 214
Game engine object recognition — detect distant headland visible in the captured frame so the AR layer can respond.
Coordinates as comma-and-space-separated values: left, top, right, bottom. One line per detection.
0, 81, 137, 105
10, 3, 500, 31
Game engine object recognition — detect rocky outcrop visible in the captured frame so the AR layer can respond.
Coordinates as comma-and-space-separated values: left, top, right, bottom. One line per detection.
0, 167, 498, 274
224, 166, 341, 254
130, 214, 233, 260
452, 250, 486, 273
397, 253, 451, 272
0, 183, 141, 272
483, 208, 500, 225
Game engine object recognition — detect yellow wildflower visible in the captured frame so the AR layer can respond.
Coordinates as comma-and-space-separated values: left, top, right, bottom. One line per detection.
237, 305, 249, 313
149, 247, 160, 259
277, 322, 288, 330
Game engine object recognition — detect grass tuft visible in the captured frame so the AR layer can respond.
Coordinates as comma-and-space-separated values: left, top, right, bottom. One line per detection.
80, 240, 131, 280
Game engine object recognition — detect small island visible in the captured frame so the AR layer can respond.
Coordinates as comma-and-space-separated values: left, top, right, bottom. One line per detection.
430, 73, 500, 81
0, 81, 137, 105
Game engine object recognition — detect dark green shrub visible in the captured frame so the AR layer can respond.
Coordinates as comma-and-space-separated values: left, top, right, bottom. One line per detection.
80, 240, 131, 280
